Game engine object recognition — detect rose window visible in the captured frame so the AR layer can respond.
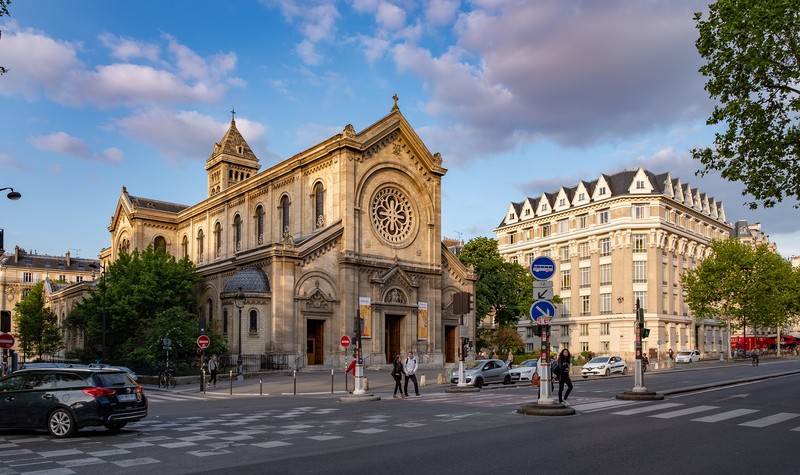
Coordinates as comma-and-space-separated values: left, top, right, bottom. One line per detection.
371, 187, 414, 244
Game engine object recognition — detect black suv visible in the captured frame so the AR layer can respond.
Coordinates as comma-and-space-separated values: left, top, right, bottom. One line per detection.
0, 367, 148, 438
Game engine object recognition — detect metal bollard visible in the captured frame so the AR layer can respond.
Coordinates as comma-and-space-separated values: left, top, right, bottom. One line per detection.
229, 370, 233, 395
420, 374, 426, 387
293, 370, 297, 395
201, 368, 206, 393
260, 376, 263, 396
331, 368, 334, 394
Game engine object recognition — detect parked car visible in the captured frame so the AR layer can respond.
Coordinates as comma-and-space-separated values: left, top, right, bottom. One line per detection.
88, 363, 138, 381
581, 355, 628, 378
0, 367, 147, 438
450, 359, 511, 388
675, 349, 701, 364
509, 359, 538, 382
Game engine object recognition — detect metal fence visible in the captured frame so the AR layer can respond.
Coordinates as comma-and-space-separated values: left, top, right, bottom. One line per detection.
218, 354, 289, 374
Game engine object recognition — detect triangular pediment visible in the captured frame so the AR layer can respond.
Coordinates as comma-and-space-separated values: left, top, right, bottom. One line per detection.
370, 264, 419, 290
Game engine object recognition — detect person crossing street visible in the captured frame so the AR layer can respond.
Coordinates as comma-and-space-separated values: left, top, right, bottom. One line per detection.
403, 350, 420, 397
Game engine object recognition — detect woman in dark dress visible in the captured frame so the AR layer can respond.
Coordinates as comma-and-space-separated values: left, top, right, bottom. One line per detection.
556, 349, 573, 405
391, 355, 404, 398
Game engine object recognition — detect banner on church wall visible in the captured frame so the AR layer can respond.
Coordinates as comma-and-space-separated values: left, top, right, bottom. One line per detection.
417, 301, 428, 340
359, 297, 372, 338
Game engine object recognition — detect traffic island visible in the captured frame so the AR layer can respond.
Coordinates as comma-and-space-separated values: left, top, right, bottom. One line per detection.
445, 385, 481, 393
517, 402, 576, 416
616, 390, 664, 401
338, 393, 381, 403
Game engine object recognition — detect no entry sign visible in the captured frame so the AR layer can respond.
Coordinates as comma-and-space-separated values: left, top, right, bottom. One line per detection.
197, 335, 211, 349
340, 335, 351, 348
0, 333, 15, 349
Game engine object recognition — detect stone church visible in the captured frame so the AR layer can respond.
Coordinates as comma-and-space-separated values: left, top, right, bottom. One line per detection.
102, 99, 476, 370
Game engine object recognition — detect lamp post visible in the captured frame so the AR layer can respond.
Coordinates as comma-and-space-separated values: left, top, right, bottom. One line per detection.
89, 263, 107, 362
1, 187, 22, 201
235, 287, 245, 380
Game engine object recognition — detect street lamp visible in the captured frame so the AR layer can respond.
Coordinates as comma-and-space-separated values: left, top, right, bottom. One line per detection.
88, 263, 107, 362
235, 287, 245, 379
1, 187, 21, 201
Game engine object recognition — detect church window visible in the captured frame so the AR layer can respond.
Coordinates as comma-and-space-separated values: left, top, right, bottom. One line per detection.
197, 229, 205, 262
233, 214, 242, 251
280, 195, 290, 236
255, 205, 264, 245
314, 182, 325, 228
154, 236, 166, 253
181, 235, 189, 258
214, 222, 222, 257
249, 309, 258, 333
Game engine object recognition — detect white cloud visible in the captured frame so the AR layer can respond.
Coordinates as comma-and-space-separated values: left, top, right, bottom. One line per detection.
28, 131, 123, 164
426, 0, 460, 25
99, 33, 160, 62
376, 2, 407, 30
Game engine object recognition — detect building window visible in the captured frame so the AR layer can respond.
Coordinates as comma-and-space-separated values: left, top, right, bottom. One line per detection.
525, 209, 531, 216
562, 297, 571, 317
255, 205, 264, 245
75, 276, 83, 283
559, 246, 569, 262
540, 203, 548, 212
597, 209, 610, 224
600, 237, 611, 256
600, 341, 609, 352
214, 222, 223, 257
634, 291, 647, 312
510, 255, 519, 264
541, 224, 551, 237
314, 182, 325, 228
557, 219, 569, 234
580, 295, 590, 316
560, 325, 569, 337
23, 272, 34, 283
600, 263, 612, 286
154, 236, 166, 253
633, 261, 647, 283
207, 298, 214, 328
579, 241, 590, 260
58, 274, 67, 282
197, 229, 205, 262
223, 309, 228, 334
636, 180, 645, 189
561, 270, 571, 289
598, 186, 607, 195
579, 324, 588, 336
280, 195, 290, 236
249, 309, 258, 333
559, 198, 566, 207
600, 293, 612, 314
578, 214, 588, 229
509, 233, 516, 244
233, 214, 242, 251
581, 341, 589, 352
578, 192, 586, 201
633, 234, 647, 253
580, 267, 590, 288
632, 204, 649, 219
182, 235, 189, 259
600, 323, 610, 335
541, 249, 552, 258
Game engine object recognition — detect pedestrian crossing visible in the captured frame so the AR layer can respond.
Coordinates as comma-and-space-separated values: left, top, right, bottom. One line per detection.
599, 401, 800, 432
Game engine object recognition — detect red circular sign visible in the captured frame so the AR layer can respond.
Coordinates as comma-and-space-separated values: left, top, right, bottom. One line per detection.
340, 335, 351, 348
0, 333, 14, 349
197, 335, 211, 349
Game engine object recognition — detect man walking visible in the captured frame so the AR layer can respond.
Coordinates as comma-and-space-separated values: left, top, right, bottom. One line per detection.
208, 354, 219, 387
403, 350, 420, 397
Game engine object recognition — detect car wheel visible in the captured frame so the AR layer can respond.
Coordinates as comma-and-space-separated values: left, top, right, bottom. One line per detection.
475, 377, 484, 388
604, 368, 610, 377
582, 375, 588, 379
503, 375, 511, 385
48, 408, 76, 438
622, 366, 628, 375
104, 422, 127, 431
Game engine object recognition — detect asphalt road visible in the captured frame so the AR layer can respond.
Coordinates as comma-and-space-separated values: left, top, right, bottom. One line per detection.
1, 357, 798, 475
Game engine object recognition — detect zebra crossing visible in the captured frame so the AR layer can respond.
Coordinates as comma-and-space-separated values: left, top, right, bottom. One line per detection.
574, 399, 800, 433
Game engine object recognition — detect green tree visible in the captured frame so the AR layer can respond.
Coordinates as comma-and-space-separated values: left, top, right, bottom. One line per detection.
682, 239, 795, 355
1, 0, 11, 75
458, 237, 533, 328
692, 1, 800, 208
479, 326, 524, 356
14, 282, 64, 360
65, 246, 221, 368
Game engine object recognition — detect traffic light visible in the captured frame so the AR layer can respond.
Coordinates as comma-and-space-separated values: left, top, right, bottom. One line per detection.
459, 337, 469, 361
532, 325, 543, 337
642, 328, 650, 338
0, 310, 10, 333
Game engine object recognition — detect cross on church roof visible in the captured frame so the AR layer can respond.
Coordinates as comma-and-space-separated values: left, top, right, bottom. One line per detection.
230, 107, 236, 123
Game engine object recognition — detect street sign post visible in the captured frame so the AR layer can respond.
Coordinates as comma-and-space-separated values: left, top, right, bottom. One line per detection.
340, 335, 351, 348
530, 256, 556, 281
0, 333, 14, 349
197, 335, 210, 349
530, 300, 556, 324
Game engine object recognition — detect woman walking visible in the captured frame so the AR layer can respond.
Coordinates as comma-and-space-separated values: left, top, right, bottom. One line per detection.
391, 354, 404, 398
556, 349, 573, 405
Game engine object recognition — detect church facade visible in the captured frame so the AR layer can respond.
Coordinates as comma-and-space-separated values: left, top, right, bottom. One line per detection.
102, 102, 476, 370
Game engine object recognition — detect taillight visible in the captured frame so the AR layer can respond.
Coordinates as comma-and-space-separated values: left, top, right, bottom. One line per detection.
83, 387, 117, 398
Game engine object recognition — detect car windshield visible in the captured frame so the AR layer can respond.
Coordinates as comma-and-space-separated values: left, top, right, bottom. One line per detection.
466, 361, 484, 370
677, 351, 691, 356
516, 360, 536, 368
588, 357, 610, 364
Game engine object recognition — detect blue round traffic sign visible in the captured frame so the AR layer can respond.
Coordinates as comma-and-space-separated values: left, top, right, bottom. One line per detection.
530, 300, 557, 323
530, 256, 556, 280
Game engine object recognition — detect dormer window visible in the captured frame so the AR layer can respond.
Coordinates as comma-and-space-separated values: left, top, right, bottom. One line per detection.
599, 187, 607, 195
578, 192, 585, 201
559, 198, 566, 207
636, 180, 645, 189
541, 203, 548, 211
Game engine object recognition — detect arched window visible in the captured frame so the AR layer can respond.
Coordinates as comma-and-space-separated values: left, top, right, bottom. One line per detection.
181, 235, 189, 258
197, 229, 205, 262
206, 298, 213, 329
313, 182, 324, 228
255, 205, 264, 245
223, 309, 228, 334
233, 214, 242, 251
154, 236, 166, 253
280, 195, 290, 236
249, 309, 258, 333
214, 222, 222, 257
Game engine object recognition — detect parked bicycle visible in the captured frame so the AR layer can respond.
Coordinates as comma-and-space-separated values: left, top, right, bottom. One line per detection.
158, 367, 176, 389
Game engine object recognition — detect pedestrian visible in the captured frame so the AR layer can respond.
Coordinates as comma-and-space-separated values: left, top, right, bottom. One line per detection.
207, 354, 219, 387
391, 354, 404, 398
668, 348, 674, 361
492, 351, 499, 360
403, 350, 420, 397
477, 350, 486, 360
751, 348, 759, 366
555, 348, 573, 405
505, 350, 514, 369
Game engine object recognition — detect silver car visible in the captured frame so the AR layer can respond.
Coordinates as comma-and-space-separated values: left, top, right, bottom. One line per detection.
450, 359, 511, 388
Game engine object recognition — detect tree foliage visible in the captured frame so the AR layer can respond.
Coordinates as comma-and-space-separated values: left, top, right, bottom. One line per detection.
1, 0, 10, 75
692, 1, 800, 208
478, 326, 524, 355
65, 246, 226, 367
458, 237, 533, 328
682, 239, 798, 344
14, 282, 63, 359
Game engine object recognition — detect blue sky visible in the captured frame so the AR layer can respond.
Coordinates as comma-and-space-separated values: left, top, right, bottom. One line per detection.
2, 0, 799, 260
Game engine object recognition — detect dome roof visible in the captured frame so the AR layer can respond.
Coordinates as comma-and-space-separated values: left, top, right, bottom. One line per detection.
224, 267, 270, 293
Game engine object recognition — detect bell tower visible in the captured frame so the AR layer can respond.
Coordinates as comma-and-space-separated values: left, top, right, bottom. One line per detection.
205, 109, 260, 197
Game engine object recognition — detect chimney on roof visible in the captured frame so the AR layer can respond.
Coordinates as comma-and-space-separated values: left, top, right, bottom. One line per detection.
65, 251, 71, 267
14, 246, 20, 262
